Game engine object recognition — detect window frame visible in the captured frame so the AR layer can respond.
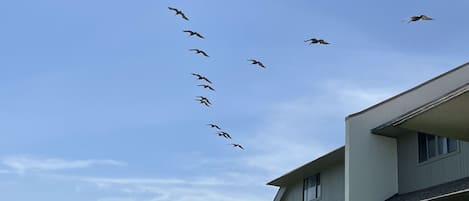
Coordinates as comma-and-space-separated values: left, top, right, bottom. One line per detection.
303, 173, 321, 201
417, 132, 459, 164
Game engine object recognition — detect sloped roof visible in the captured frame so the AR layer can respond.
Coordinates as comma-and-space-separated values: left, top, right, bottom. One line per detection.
386, 176, 469, 201
346, 62, 469, 120
372, 83, 469, 141
267, 146, 344, 186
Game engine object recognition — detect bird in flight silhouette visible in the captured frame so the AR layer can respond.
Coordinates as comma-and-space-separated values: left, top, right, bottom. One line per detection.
198, 84, 215, 91
183, 30, 205, 39
190, 49, 209, 57
195, 96, 211, 107
217, 131, 232, 139
305, 38, 329, 45
229, 143, 244, 150
407, 15, 433, 23
248, 59, 265, 68
207, 124, 221, 130
191, 73, 212, 84
168, 7, 189, 20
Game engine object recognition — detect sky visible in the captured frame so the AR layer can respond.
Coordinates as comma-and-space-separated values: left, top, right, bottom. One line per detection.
0, 0, 468, 201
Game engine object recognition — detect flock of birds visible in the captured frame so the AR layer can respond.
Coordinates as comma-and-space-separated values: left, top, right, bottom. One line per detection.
168, 6, 249, 150
168, 5, 435, 151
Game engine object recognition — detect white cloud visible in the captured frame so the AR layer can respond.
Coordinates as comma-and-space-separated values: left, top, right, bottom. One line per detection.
235, 81, 396, 178
97, 198, 139, 201
81, 176, 232, 186
118, 185, 267, 201
0, 81, 398, 201
1, 155, 126, 173
37, 173, 271, 201
84, 81, 396, 201
94, 184, 269, 201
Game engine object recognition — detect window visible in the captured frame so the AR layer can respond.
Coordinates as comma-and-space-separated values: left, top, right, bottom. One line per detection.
418, 132, 457, 163
303, 173, 320, 201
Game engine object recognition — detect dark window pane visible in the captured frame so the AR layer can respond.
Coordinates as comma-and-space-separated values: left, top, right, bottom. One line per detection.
304, 177, 318, 201
303, 174, 321, 201
308, 181, 316, 200
438, 136, 447, 155
447, 138, 457, 153
428, 135, 436, 158
316, 174, 321, 198
303, 178, 309, 201
418, 133, 428, 162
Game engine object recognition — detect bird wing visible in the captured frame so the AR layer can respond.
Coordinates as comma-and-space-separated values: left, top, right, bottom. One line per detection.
168, 7, 178, 12
319, 40, 329, 44
202, 78, 212, 84
181, 13, 189, 20
200, 51, 209, 57
231, 144, 244, 149
408, 16, 420, 23
258, 62, 265, 68
195, 33, 205, 39
189, 49, 198, 52
210, 124, 220, 129
183, 30, 193, 33
421, 15, 433, 20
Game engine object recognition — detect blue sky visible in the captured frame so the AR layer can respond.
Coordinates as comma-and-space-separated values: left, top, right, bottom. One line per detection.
0, 0, 468, 200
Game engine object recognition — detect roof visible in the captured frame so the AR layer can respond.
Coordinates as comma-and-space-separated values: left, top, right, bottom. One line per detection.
372, 82, 469, 141
267, 146, 344, 186
385, 176, 469, 201
346, 62, 469, 120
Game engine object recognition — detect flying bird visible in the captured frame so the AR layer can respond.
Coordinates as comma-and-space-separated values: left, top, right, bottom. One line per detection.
190, 49, 209, 57
217, 131, 232, 139
191, 73, 212, 84
207, 124, 221, 130
305, 38, 329, 45
248, 59, 265, 68
196, 96, 211, 104
198, 84, 215, 91
183, 30, 205, 39
229, 143, 244, 150
168, 7, 189, 20
407, 15, 433, 23
196, 99, 210, 107
195, 96, 211, 107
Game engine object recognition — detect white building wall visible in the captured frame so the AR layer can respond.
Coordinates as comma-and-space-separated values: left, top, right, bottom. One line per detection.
346, 116, 398, 201
280, 162, 345, 201
345, 63, 469, 201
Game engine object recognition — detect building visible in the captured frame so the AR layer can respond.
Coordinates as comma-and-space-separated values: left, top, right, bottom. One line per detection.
268, 62, 469, 201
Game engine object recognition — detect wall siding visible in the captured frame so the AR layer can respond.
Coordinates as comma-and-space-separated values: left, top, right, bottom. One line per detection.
281, 162, 344, 201
346, 63, 469, 201
397, 132, 469, 193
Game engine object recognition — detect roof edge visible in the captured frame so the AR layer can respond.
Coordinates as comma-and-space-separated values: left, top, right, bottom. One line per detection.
371, 82, 469, 135
266, 146, 345, 186
346, 62, 469, 120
